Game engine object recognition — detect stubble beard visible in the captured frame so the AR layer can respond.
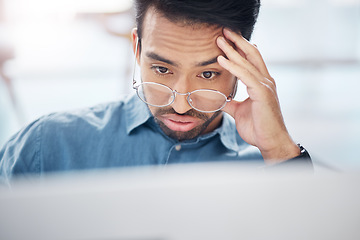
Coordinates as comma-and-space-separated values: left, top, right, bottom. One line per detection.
151, 106, 221, 141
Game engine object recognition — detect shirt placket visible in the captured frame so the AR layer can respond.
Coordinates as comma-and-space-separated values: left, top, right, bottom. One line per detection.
164, 139, 200, 165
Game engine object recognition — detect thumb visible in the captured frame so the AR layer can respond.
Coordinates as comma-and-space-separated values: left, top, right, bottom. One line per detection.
222, 98, 245, 119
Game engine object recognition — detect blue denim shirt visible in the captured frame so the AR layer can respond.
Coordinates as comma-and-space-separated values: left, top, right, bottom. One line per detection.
0, 94, 262, 182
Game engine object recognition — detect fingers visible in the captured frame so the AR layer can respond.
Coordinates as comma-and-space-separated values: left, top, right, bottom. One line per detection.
217, 39, 275, 94
222, 28, 271, 79
216, 30, 276, 99
217, 54, 261, 90
221, 97, 246, 119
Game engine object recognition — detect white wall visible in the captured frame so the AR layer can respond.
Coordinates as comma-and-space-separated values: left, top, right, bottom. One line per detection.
253, 0, 360, 63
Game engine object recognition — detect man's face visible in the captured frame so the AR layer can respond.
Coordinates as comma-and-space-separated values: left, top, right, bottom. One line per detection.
133, 8, 236, 141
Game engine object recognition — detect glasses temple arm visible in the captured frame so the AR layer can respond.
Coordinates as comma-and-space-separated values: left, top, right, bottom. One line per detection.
132, 38, 140, 88
228, 79, 238, 100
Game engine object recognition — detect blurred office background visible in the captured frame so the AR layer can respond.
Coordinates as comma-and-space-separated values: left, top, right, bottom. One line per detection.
0, 0, 359, 170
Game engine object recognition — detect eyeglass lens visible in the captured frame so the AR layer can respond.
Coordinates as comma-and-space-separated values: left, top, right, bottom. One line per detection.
137, 82, 174, 107
137, 82, 227, 112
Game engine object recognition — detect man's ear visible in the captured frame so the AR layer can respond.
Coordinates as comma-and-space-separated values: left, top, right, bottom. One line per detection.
131, 28, 140, 64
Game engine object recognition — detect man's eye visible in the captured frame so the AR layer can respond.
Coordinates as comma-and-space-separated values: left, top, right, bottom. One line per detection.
200, 71, 217, 80
154, 66, 170, 74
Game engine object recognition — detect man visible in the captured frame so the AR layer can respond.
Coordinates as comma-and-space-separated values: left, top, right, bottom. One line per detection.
0, 0, 311, 183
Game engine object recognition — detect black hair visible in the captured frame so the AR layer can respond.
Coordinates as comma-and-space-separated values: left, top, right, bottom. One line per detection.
134, 0, 261, 41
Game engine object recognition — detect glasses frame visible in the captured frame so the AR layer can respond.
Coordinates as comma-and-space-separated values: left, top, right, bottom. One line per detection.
132, 38, 236, 113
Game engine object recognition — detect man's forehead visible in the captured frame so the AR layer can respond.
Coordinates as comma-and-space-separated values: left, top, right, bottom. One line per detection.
139, 7, 226, 67
141, 6, 223, 41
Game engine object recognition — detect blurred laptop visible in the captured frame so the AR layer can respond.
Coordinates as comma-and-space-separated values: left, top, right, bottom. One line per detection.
0, 162, 359, 240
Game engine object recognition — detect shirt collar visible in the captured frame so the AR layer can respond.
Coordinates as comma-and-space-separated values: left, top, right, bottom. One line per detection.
124, 94, 152, 135
124, 94, 240, 152
211, 113, 240, 151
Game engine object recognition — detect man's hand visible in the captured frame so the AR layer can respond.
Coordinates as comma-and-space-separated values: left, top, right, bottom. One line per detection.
216, 28, 300, 164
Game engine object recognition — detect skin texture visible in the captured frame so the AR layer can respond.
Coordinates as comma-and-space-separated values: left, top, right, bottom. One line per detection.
132, 7, 300, 163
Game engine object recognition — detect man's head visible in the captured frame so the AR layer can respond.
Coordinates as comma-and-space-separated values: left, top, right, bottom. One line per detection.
134, 0, 261, 41
132, 0, 261, 141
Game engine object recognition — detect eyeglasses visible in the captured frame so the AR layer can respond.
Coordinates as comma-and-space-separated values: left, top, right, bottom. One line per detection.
132, 39, 236, 113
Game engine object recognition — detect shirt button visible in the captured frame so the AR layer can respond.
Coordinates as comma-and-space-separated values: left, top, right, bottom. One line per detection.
175, 144, 182, 151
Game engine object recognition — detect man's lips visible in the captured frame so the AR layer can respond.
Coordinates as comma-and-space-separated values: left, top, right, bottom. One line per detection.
157, 114, 203, 132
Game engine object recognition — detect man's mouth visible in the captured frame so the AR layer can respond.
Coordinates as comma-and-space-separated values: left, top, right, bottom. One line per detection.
157, 114, 203, 132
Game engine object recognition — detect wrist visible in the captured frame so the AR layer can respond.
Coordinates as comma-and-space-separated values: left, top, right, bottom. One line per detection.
261, 141, 300, 165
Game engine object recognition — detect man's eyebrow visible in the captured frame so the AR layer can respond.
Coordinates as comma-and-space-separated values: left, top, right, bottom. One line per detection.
146, 52, 178, 67
196, 57, 219, 67
145, 52, 219, 67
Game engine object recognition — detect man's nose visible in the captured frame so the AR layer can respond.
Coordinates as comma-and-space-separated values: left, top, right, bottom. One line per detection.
171, 80, 192, 114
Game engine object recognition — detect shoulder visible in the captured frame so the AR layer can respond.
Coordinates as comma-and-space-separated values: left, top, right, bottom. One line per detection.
47, 97, 126, 122
5, 94, 136, 144
0, 97, 130, 179
38, 96, 130, 132
2, 96, 129, 151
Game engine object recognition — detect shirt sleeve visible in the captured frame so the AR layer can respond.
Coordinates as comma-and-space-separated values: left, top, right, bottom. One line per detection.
0, 118, 43, 184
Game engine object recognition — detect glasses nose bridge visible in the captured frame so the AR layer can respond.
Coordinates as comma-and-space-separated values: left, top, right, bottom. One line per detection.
173, 90, 190, 97
172, 90, 192, 107
172, 90, 192, 105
